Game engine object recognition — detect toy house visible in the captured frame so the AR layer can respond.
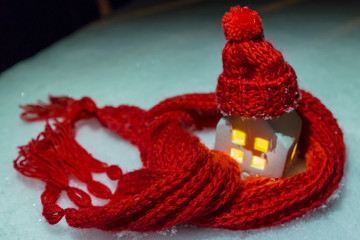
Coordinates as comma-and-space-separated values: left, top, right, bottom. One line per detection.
214, 7, 303, 178
215, 111, 302, 178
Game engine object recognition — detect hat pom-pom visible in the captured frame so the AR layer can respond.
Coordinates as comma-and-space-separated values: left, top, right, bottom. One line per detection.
222, 6, 264, 42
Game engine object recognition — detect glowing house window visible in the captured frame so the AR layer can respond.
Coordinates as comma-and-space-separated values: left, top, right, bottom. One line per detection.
291, 143, 298, 160
251, 156, 266, 170
230, 148, 243, 163
232, 130, 246, 146
254, 137, 269, 152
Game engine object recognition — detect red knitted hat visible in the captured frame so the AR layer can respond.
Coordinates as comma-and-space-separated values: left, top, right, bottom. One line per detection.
216, 6, 301, 118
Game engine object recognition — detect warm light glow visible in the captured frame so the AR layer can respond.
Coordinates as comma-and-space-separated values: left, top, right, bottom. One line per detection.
254, 137, 269, 152
232, 129, 246, 145
251, 156, 266, 170
291, 143, 298, 160
230, 148, 243, 163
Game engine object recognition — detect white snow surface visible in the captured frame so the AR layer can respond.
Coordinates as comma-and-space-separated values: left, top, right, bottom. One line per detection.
0, 0, 359, 239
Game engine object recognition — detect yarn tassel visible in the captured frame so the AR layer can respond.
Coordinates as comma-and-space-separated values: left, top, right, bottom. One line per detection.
20, 96, 75, 122
15, 98, 124, 224
14, 124, 70, 190
20, 96, 99, 123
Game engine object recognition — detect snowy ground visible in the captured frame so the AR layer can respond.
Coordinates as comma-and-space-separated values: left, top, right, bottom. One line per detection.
1, 0, 359, 239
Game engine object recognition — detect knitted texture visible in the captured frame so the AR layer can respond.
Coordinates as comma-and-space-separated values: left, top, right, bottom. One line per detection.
217, 6, 300, 118
13, 5, 345, 232
14, 90, 345, 231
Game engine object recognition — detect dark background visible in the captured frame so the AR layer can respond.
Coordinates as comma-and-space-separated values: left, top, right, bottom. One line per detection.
0, 0, 131, 73
1, 0, 358, 73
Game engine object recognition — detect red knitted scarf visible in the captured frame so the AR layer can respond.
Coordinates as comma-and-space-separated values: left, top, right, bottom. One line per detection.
14, 90, 345, 231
